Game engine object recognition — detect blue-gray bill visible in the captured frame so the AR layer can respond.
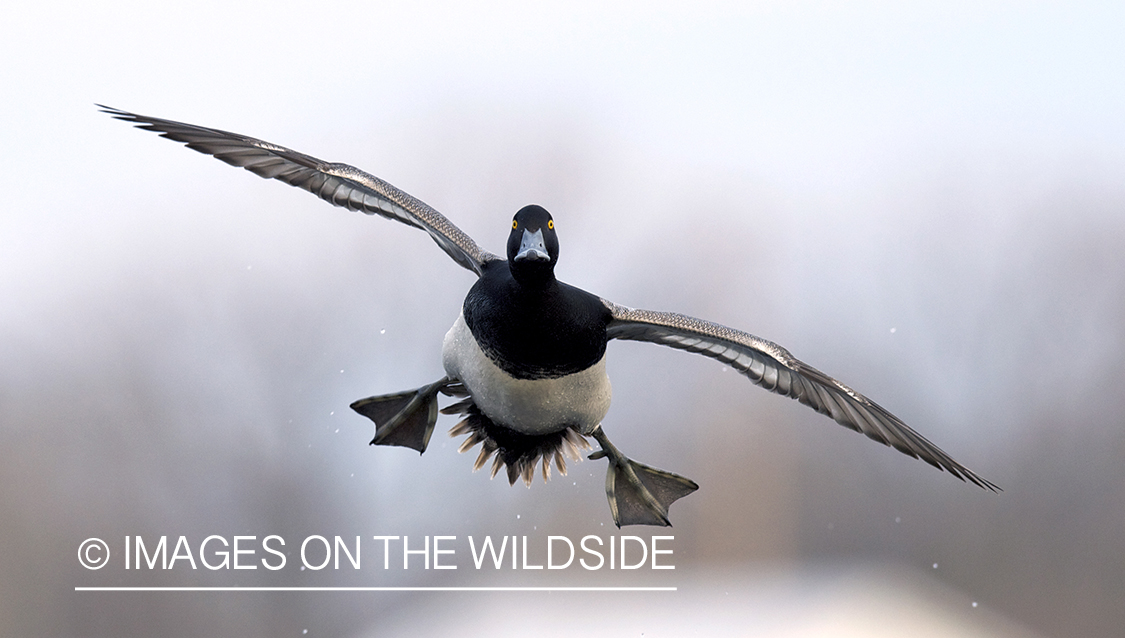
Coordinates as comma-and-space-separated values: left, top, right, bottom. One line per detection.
101, 105, 999, 528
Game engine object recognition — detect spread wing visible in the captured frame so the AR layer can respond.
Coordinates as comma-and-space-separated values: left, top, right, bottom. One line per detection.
603, 300, 999, 491
99, 105, 500, 276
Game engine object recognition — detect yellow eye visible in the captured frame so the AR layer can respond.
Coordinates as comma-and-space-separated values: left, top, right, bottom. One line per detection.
547, 219, 554, 230
512, 220, 518, 229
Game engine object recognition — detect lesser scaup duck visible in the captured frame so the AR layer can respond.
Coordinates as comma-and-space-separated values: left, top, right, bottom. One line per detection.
103, 106, 999, 526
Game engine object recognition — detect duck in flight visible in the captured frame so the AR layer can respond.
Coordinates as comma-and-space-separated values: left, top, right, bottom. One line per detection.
101, 105, 999, 526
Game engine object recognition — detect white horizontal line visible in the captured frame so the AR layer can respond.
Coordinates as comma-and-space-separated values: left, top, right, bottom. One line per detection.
75, 586, 676, 592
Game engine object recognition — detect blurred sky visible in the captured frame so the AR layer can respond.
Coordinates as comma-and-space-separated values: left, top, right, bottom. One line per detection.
2, 2, 1124, 637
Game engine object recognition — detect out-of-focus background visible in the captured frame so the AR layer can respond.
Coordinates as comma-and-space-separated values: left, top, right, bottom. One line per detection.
2, 2, 1122, 636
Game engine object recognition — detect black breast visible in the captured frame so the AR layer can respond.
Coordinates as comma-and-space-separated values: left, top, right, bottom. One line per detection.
463, 262, 611, 380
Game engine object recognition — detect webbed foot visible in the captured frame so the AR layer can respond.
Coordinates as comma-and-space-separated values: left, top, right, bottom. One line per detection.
350, 377, 453, 453
589, 428, 698, 527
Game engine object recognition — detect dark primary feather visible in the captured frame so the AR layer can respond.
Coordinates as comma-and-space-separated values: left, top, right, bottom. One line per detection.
98, 105, 499, 276
602, 300, 1000, 492
100, 104, 996, 493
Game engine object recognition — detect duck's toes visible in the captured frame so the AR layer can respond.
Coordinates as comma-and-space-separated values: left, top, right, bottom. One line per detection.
351, 378, 449, 453
604, 458, 699, 527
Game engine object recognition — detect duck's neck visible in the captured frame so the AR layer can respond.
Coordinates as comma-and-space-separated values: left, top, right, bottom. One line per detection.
509, 264, 556, 290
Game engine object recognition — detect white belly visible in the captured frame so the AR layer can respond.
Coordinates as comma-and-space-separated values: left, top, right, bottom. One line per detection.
441, 312, 611, 435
